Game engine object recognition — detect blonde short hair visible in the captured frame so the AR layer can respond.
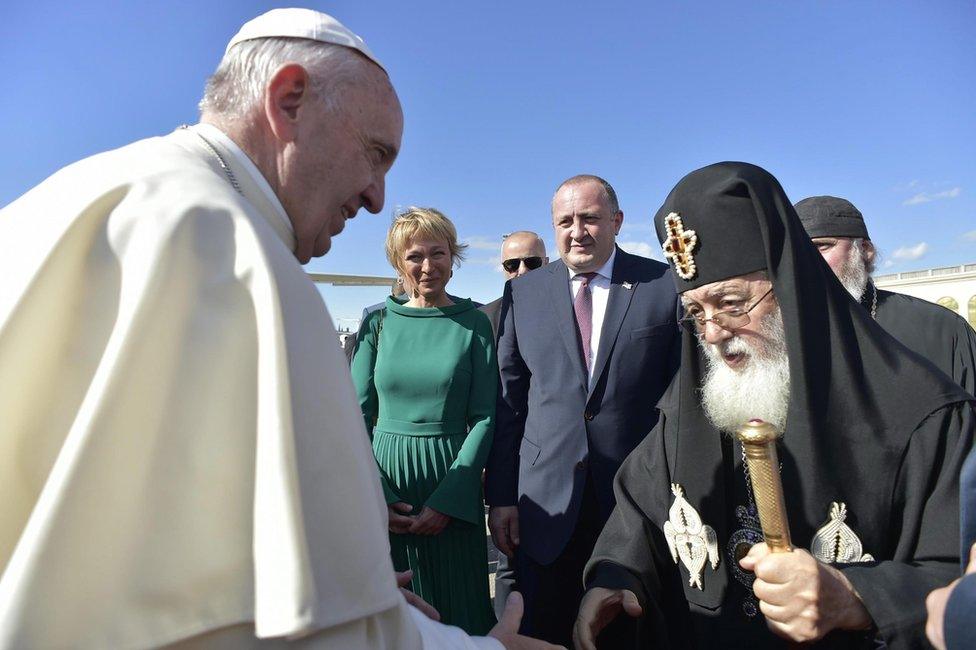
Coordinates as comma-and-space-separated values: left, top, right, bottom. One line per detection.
385, 207, 468, 273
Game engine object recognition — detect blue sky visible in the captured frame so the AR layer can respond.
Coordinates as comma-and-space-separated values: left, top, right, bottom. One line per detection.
2, 1, 974, 329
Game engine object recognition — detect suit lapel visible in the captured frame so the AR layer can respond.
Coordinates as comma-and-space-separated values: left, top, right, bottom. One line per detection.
546, 261, 588, 389
587, 249, 638, 401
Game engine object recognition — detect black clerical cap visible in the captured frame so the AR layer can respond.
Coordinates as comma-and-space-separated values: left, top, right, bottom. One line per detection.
794, 195, 870, 240
654, 162, 772, 293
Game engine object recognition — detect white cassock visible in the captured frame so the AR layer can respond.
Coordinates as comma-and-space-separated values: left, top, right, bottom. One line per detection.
0, 124, 500, 650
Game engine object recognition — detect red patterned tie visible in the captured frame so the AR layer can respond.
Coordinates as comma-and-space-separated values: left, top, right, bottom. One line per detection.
573, 272, 598, 371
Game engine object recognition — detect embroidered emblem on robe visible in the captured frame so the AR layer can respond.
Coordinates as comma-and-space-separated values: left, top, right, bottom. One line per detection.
727, 504, 764, 617
661, 213, 699, 280
664, 483, 719, 590
810, 502, 874, 564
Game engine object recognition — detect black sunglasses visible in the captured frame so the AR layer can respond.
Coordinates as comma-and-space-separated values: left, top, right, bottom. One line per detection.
502, 256, 544, 273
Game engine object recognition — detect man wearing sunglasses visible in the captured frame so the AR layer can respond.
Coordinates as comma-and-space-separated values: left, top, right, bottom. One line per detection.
485, 175, 681, 646
477, 231, 548, 622
501, 251, 547, 275
480, 232, 549, 336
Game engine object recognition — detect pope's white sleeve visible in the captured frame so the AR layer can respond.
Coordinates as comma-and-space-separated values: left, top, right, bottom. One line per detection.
164, 599, 505, 648
409, 606, 504, 650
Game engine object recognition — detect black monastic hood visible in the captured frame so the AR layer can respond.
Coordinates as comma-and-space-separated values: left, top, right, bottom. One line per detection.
650, 161, 971, 609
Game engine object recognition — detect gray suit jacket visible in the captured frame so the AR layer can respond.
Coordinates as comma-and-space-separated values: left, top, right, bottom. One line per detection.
485, 248, 680, 564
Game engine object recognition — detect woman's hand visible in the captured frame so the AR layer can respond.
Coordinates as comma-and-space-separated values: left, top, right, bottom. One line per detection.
388, 502, 415, 534
408, 506, 450, 535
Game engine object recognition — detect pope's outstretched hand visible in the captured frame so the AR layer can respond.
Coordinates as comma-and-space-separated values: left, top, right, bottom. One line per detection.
396, 570, 439, 621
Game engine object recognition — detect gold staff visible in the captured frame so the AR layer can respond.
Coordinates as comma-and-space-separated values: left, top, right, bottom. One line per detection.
736, 419, 792, 553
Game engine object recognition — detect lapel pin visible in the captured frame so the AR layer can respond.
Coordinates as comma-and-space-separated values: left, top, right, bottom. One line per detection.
622, 281, 633, 290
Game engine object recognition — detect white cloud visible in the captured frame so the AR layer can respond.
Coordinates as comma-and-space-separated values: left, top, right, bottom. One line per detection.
618, 241, 659, 259
466, 255, 501, 267
893, 179, 921, 192
462, 235, 502, 251
902, 187, 961, 206
963, 230, 976, 242
890, 242, 929, 261
883, 260, 896, 269
620, 221, 654, 233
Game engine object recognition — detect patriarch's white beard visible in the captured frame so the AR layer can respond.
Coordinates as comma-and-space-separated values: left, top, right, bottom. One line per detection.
699, 308, 790, 435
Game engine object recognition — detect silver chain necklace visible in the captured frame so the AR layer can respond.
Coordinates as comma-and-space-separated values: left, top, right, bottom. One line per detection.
179, 125, 243, 196
740, 444, 755, 506
739, 439, 784, 505
867, 281, 878, 319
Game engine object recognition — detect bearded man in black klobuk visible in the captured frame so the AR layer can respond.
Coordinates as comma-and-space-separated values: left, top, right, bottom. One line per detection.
574, 161, 975, 650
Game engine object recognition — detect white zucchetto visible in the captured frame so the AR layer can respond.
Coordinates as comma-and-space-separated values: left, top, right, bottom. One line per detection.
225, 7, 384, 71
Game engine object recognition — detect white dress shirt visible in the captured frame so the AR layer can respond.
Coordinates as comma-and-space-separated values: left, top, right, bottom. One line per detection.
569, 248, 616, 382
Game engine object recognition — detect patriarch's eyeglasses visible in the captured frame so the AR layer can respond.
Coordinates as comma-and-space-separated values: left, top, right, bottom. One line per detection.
677, 288, 773, 333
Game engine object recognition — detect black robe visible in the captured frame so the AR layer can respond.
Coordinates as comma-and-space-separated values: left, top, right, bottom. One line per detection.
584, 162, 976, 650
867, 285, 976, 395
586, 379, 974, 649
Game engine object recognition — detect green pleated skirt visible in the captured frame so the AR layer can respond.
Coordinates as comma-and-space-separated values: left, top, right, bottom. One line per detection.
373, 428, 496, 635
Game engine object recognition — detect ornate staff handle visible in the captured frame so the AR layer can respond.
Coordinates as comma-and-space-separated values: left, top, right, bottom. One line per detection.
736, 419, 793, 553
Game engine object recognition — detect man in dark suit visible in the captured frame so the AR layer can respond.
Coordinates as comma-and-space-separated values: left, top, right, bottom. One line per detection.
481, 231, 549, 335
480, 230, 548, 620
484, 174, 680, 645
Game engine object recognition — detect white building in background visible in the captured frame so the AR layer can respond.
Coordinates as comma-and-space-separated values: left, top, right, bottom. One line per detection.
308, 272, 397, 341
874, 262, 976, 328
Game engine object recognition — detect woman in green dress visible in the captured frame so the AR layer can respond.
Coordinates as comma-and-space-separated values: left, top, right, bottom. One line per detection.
351, 207, 498, 635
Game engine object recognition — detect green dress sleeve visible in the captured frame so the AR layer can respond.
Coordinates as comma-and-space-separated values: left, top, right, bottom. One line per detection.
424, 313, 499, 525
350, 310, 400, 505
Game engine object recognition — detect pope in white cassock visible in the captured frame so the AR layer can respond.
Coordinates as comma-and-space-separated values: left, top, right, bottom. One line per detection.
0, 9, 557, 650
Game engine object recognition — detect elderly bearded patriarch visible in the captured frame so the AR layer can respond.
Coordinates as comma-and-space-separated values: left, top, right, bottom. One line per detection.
574, 162, 975, 650
697, 288, 790, 436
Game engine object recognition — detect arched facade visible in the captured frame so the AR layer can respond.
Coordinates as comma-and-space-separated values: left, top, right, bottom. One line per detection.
938, 296, 960, 311
874, 263, 976, 332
